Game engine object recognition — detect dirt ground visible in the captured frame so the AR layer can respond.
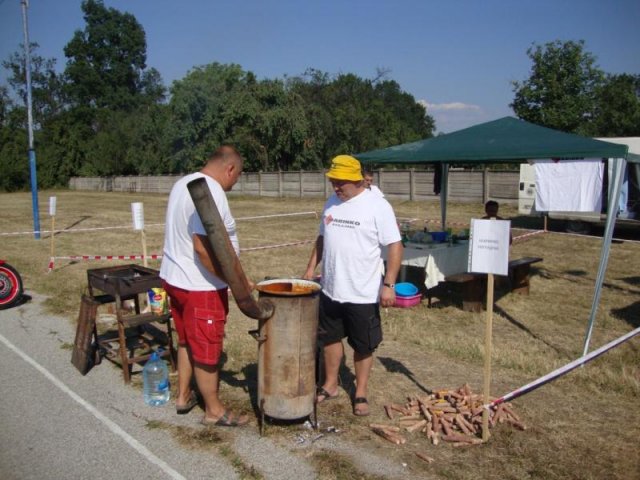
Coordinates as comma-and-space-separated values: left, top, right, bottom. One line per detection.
1, 190, 639, 479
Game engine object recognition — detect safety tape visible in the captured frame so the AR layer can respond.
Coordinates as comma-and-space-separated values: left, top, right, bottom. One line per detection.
2, 211, 318, 237
47, 238, 317, 270
485, 325, 640, 409
0, 223, 165, 237
512, 229, 546, 243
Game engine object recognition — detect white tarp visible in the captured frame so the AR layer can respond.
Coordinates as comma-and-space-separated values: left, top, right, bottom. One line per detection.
534, 159, 603, 212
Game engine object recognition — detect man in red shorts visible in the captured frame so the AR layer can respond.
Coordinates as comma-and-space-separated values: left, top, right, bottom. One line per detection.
160, 145, 248, 426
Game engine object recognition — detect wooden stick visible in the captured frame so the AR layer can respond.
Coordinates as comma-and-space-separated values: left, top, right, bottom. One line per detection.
384, 405, 394, 420
371, 427, 403, 445
369, 423, 400, 432
482, 272, 495, 442
406, 420, 427, 433
49, 215, 55, 270
141, 229, 148, 267
415, 452, 435, 464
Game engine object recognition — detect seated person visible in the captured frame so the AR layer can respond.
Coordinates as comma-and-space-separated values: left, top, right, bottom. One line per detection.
482, 200, 512, 244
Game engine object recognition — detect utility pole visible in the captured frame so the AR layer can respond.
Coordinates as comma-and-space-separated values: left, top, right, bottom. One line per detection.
21, 0, 41, 240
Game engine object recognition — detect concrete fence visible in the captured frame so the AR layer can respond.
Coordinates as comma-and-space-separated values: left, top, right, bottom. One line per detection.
69, 168, 520, 204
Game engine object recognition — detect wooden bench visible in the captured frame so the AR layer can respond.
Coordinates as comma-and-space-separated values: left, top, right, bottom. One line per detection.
446, 273, 485, 312
508, 257, 543, 295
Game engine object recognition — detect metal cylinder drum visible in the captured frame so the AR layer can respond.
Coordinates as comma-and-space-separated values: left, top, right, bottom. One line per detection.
254, 278, 320, 420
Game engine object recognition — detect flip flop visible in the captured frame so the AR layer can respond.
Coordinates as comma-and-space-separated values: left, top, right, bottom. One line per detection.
353, 397, 370, 416
316, 386, 339, 404
176, 391, 199, 415
201, 409, 249, 427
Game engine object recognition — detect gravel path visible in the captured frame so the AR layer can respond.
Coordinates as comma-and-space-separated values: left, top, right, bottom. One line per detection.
0, 292, 413, 480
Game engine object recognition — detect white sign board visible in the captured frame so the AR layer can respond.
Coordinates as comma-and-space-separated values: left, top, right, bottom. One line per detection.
131, 202, 145, 231
49, 196, 57, 217
468, 219, 510, 275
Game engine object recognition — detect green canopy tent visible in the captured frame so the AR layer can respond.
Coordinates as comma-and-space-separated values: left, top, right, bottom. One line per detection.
355, 116, 639, 354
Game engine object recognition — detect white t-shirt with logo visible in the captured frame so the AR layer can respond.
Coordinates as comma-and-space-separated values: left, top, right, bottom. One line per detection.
319, 188, 401, 303
160, 172, 239, 291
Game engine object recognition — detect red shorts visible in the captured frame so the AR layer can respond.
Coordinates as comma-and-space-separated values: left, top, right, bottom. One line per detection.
162, 281, 228, 366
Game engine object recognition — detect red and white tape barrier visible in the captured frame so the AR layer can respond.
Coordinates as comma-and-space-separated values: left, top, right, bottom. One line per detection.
485, 325, 640, 409
1, 223, 165, 237
4, 211, 318, 237
236, 211, 317, 221
241, 239, 315, 252
47, 238, 316, 270
512, 229, 546, 243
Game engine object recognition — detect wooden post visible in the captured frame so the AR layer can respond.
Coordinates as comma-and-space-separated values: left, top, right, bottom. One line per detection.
258, 171, 263, 197
544, 214, 548, 232
482, 272, 495, 442
299, 170, 303, 197
409, 168, 415, 201
483, 167, 489, 204
278, 170, 283, 197
379, 168, 385, 193
323, 169, 329, 198
141, 230, 148, 268
49, 215, 55, 271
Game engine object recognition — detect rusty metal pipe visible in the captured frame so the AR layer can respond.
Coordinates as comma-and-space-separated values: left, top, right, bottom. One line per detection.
187, 177, 274, 320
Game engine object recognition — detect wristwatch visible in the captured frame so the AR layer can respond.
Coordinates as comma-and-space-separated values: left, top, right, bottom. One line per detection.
383, 283, 395, 289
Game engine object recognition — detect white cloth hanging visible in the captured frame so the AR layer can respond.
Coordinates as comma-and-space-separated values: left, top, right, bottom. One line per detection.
534, 159, 603, 212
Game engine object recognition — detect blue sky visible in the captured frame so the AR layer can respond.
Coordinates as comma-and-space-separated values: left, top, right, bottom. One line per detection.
1, 0, 639, 133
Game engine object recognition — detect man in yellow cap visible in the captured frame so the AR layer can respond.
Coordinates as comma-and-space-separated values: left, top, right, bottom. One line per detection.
303, 154, 403, 416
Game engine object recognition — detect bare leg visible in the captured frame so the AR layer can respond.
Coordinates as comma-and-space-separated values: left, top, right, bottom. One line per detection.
193, 361, 225, 419
318, 341, 343, 400
194, 361, 249, 424
176, 344, 193, 406
353, 351, 373, 415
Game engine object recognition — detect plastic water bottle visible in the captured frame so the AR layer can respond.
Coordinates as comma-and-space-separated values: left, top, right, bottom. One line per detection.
143, 351, 170, 406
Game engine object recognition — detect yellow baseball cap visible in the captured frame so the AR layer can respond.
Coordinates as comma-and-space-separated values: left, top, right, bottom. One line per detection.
326, 155, 363, 182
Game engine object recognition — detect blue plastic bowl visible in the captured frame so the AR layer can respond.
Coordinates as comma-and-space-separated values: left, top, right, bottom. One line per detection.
395, 282, 419, 297
431, 231, 447, 243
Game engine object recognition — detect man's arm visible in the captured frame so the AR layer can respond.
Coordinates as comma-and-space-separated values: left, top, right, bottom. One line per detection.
193, 233, 229, 283
380, 240, 403, 307
302, 235, 323, 280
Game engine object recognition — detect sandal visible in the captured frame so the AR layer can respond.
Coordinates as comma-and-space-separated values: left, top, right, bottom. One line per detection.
353, 397, 370, 416
316, 386, 339, 404
176, 391, 199, 415
201, 409, 249, 427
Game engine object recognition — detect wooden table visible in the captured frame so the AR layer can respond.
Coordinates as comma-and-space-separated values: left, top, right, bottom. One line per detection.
85, 265, 176, 384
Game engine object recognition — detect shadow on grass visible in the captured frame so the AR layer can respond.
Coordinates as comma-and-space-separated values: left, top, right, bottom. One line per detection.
48, 215, 92, 238
377, 356, 431, 394
611, 301, 640, 329
620, 276, 640, 286
494, 305, 572, 359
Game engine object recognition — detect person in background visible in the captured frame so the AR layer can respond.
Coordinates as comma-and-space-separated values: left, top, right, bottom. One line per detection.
160, 145, 249, 427
303, 155, 403, 416
483, 200, 512, 244
363, 168, 385, 197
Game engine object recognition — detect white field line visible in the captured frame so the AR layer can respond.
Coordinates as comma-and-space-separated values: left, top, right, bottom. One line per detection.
0, 332, 186, 480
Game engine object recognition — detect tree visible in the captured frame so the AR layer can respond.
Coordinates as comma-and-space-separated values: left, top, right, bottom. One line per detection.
511, 40, 605, 134
2, 43, 65, 128
592, 74, 640, 136
63, 0, 162, 110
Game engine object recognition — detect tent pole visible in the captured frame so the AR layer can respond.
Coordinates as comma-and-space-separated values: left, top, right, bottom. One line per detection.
440, 163, 449, 230
582, 157, 626, 356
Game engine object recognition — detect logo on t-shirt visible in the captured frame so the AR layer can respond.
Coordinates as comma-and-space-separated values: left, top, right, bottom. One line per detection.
324, 214, 360, 228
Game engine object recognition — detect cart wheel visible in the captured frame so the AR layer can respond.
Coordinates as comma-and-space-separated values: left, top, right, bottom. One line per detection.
0, 262, 23, 310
